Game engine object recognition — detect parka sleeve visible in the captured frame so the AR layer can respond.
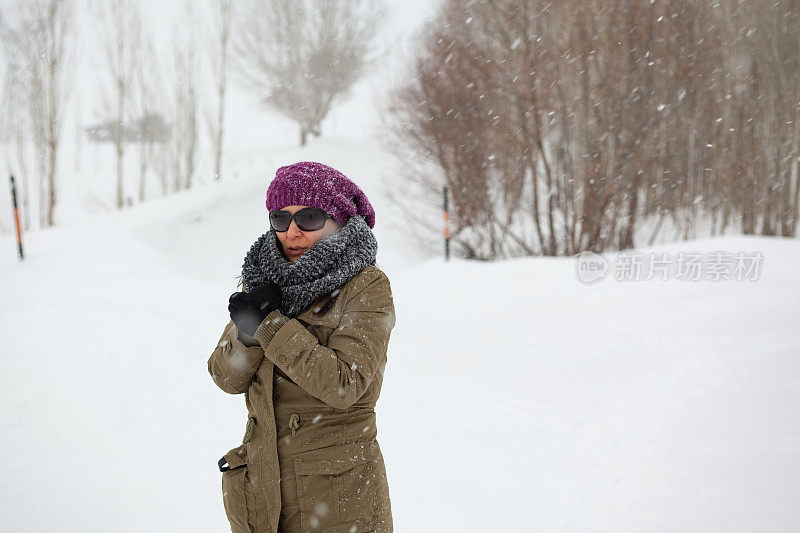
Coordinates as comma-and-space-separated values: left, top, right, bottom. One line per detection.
207, 319, 265, 394
251, 271, 396, 410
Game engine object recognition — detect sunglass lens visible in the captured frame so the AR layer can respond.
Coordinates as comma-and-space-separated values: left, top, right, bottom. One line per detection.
296, 208, 326, 231
269, 211, 291, 232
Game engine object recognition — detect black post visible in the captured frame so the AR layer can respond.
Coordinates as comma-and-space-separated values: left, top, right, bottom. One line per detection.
443, 185, 450, 261
9, 174, 24, 260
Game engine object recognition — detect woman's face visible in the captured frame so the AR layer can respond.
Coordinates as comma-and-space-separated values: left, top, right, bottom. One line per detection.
274, 205, 340, 263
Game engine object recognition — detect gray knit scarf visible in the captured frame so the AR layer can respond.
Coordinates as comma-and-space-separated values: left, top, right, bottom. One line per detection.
239, 214, 378, 318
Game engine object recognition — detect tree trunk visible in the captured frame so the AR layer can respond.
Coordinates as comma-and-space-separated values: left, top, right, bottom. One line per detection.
37, 143, 46, 228
47, 142, 57, 226
117, 144, 124, 209
139, 142, 148, 202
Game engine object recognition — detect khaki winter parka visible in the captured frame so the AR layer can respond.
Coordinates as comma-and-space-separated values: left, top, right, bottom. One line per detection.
208, 264, 396, 532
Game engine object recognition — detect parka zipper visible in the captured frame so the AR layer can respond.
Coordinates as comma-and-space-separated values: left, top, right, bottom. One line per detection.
289, 413, 300, 437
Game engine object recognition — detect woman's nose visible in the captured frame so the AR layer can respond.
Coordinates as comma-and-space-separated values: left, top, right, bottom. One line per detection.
287, 220, 302, 237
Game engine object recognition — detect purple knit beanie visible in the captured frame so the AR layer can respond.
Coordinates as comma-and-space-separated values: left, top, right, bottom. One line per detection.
266, 161, 376, 229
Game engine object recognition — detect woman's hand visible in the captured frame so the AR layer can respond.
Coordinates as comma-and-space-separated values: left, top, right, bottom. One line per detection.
228, 282, 282, 337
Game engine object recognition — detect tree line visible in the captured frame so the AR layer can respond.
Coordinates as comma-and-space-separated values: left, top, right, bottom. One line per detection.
383, 0, 800, 258
0, 0, 384, 231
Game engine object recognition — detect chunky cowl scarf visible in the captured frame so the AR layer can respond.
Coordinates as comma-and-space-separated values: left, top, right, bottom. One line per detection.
239, 214, 378, 318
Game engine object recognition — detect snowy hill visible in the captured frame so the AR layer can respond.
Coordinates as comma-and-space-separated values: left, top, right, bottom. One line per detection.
1, 138, 799, 531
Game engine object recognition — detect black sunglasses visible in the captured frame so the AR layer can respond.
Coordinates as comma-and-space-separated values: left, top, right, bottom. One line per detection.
269, 207, 333, 232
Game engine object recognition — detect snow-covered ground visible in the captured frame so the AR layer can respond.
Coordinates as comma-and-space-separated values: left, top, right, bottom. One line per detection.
1, 136, 799, 531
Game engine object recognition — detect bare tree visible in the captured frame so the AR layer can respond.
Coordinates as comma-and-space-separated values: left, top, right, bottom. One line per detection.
205, 0, 232, 181
2, 0, 74, 228
132, 27, 169, 202
170, 12, 200, 191
92, 0, 142, 209
232, 0, 387, 146
745, 1, 800, 236
0, 59, 32, 231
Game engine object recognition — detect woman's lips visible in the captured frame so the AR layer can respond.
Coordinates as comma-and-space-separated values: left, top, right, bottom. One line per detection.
288, 246, 307, 254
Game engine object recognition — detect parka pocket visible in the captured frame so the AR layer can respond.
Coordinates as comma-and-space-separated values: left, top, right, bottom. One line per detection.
221, 465, 252, 533
292, 441, 378, 532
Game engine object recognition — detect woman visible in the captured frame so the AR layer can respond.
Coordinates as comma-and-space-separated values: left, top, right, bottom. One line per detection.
207, 161, 396, 533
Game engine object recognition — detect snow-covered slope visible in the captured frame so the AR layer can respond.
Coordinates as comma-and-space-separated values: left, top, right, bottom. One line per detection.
1, 140, 799, 531
387, 235, 800, 531
3, 1, 798, 529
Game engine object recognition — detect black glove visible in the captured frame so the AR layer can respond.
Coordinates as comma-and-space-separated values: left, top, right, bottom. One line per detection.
228, 282, 282, 338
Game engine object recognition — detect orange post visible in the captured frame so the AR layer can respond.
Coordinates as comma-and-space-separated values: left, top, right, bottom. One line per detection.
9, 174, 24, 260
